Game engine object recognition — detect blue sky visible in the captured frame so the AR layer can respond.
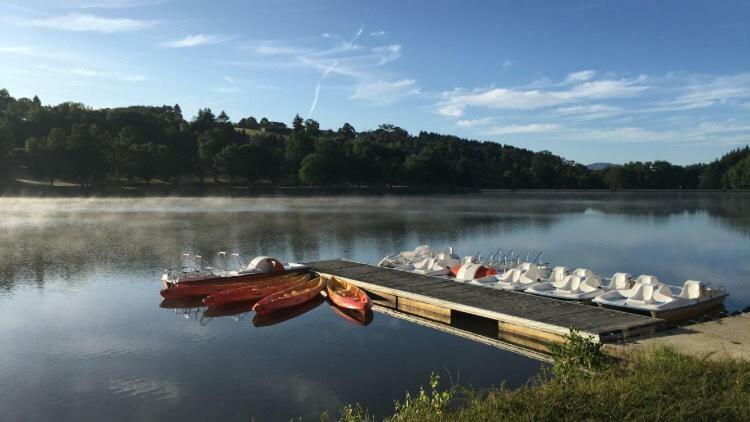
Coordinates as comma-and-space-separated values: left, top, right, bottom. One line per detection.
0, 0, 748, 164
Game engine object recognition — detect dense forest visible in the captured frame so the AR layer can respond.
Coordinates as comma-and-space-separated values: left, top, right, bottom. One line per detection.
0, 88, 748, 190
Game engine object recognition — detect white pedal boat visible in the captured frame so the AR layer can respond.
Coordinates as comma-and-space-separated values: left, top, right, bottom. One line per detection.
592, 275, 728, 321
470, 263, 551, 291
524, 267, 617, 301
162, 253, 308, 286
452, 260, 499, 282
378, 245, 435, 268
404, 249, 462, 276
379, 245, 460, 268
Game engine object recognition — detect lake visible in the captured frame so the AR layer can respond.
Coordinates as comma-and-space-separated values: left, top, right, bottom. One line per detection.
1, 192, 748, 421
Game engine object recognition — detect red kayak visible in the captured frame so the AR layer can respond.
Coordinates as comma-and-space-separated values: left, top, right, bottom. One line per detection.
160, 271, 304, 298
252, 277, 325, 315
203, 273, 311, 306
326, 277, 372, 311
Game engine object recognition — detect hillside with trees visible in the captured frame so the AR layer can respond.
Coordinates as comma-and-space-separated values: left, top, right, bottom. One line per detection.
0, 89, 748, 190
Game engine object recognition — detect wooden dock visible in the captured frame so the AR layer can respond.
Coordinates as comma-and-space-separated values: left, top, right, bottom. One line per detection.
309, 259, 663, 344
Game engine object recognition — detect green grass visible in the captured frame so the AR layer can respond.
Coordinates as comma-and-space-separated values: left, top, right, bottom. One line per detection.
328, 331, 750, 422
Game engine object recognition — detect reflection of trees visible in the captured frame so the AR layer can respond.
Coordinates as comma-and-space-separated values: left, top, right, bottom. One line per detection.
0, 198, 558, 293
577, 192, 750, 234
1, 193, 747, 294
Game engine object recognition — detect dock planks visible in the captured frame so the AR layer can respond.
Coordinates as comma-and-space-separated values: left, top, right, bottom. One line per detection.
309, 259, 663, 343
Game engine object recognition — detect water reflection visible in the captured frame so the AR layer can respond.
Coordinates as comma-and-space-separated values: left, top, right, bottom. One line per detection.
0, 193, 749, 421
252, 295, 326, 327
0, 197, 743, 282
203, 301, 257, 318
159, 297, 205, 310
330, 305, 375, 326
160, 294, 373, 329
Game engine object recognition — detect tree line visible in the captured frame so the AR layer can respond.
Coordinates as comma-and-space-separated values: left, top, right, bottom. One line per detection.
0, 88, 749, 189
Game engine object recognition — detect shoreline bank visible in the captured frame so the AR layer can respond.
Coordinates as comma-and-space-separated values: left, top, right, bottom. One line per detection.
1, 184, 749, 197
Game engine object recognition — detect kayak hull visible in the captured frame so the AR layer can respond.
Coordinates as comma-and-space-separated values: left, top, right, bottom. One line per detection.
160, 271, 303, 298
253, 277, 325, 315
326, 277, 372, 311
203, 274, 311, 306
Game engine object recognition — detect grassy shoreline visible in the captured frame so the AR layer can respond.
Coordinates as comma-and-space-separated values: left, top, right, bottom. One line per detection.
330, 333, 750, 421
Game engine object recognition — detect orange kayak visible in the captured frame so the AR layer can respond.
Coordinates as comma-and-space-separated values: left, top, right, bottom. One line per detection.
203, 273, 311, 306
326, 277, 372, 311
160, 271, 304, 298
252, 277, 325, 315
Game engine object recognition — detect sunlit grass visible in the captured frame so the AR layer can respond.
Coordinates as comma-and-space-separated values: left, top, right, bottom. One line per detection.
330, 336, 750, 421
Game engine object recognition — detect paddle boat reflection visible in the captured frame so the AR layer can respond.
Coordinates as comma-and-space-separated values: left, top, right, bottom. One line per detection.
203, 301, 257, 318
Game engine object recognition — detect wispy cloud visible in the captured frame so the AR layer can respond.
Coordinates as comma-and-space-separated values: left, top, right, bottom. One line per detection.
213, 87, 242, 94
551, 104, 622, 120
68, 0, 163, 8
235, 30, 415, 110
443, 70, 749, 148
238, 40, 402, 78
457, 117, 494, 128
243, 41, 308, 57
655, 73, 750, 111
437, 75, 647, 117
370, 30, 386, 36
21, 12, 156, 33
35, 64, 145, 82
349, 79, 420, 105
214, 76, 274, 95
487, 124, 559, 135
491, 119, 750, 146
159, 34, 236, 48
565, 70, 596, 83
0, 45, 66, 60
502, 60, 513, 69
0, 46, 36, 55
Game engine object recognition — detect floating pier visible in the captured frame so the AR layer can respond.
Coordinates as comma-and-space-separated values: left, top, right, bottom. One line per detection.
309, 259, 663, 345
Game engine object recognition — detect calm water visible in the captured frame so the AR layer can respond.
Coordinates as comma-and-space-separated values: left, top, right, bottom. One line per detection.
1, 193, 749, 421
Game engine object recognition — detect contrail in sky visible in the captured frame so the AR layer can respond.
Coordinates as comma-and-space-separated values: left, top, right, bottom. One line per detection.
306, 62, 338, 119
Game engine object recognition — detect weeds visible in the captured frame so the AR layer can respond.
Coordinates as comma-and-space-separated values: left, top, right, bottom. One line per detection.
331, 331, 750, 421
548, 328, 608, 382
388, 374, 453, 422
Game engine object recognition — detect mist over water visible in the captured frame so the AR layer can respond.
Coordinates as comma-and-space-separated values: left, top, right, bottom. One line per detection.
0, 192, 749, 421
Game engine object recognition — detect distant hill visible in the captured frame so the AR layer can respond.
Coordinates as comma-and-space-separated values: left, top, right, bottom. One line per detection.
587, 162, 618, 171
